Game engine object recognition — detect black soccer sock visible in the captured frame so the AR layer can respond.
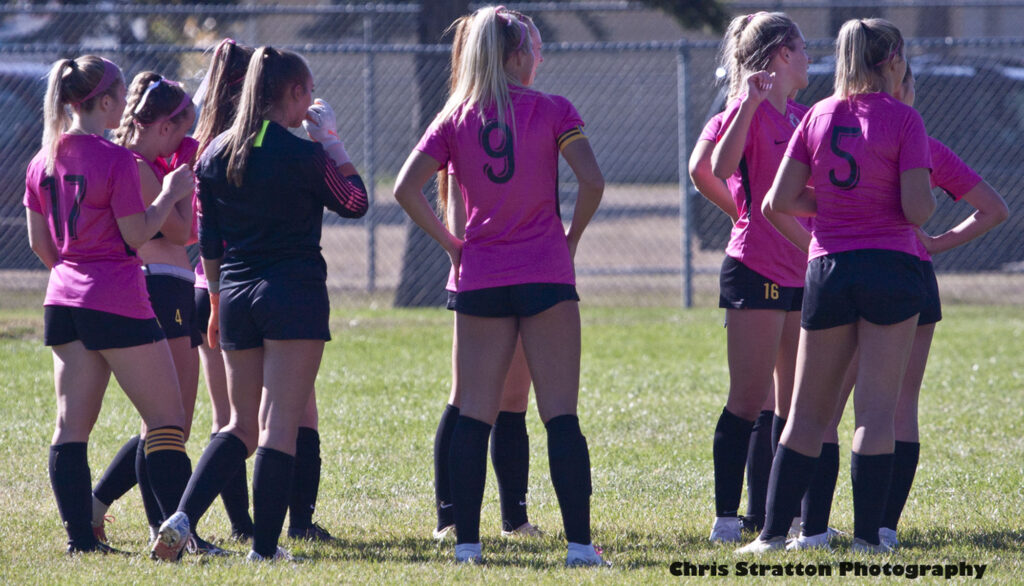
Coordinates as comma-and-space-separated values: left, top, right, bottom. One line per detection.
252, 447, 294, 558
289, 427, 321, 530
93, 435, 140, 508
433, 404, 460, 530
546, 414, 592, 545
713, 407, 754, 517
745, 410, 774, 525
449, 415, 492, 545
801, 442, 840, 536
881, 441, 921, 531
212, 433, 253, 536
135, 435, 165, 529
851, 451, 895, 544
491, 410, 530, 532
49, 442, 96, 549
180, 432, 248, 527
144, 427, 192, 524
762, 445, 819, 540
771, 415, 787, 454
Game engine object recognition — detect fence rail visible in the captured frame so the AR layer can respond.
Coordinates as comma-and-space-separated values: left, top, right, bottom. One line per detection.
1, 4, 1022, 308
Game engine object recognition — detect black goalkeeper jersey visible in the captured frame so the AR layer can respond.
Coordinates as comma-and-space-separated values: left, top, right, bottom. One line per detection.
197, 121, 368, 286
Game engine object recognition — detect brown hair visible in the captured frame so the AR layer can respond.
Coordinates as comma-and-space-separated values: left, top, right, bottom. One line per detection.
194, 39, 255, 158
225, 46, 310, 187
112, 71, 193, 147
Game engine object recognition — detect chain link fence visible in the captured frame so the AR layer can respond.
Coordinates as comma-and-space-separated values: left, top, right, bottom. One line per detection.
1, 3, 1022, 307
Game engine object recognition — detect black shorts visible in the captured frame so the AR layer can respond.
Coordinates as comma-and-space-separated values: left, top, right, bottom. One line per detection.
195, 286, 212, 333
144, 266, 202, 348
719, 256, 804, 312
801, 249, 926, 330
918, 260, 942, 326
44, 305, 165, 350
446, 283, 579, 318
219, 278, 331, 351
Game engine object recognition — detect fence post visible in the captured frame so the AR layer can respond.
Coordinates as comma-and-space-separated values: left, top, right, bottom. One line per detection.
677, 43, 693, 308
364, 15, 377, 293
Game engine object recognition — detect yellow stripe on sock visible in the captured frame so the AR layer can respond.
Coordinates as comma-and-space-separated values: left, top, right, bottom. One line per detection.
144, 428, 186, 456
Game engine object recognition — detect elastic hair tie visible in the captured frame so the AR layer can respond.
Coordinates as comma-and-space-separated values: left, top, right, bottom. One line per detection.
746, 11, 766, 23
75, 58, 119, 105
133, 78, 190, 125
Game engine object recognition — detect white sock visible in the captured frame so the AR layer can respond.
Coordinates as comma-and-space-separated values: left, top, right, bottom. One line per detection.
91, 494, 109, 526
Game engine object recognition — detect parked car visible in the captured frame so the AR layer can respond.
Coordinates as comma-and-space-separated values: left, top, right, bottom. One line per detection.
694, 53, 1024, 272
0, 62, 47, 269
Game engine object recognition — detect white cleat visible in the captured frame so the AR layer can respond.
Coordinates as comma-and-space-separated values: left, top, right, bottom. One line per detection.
851, 537, 894, 554
786, 531, 834, 551
433, 524, 455, 541
150, 511, 190, 562
566, 542, 610, 568
709, 517, 742, 543
735, 535, 787, 554
502, 522, 543, 538
454, 542, 483, 564
246, 546, 294, 562
878, 527, 899, 549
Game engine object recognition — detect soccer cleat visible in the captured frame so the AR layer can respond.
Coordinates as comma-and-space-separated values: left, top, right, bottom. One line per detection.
739, 515, 764, 533
433, 524, 455, 541
709, 516, 742, 543
288, 522, 337, 542
246, 546, 293, 562
878, 527, 899, 549
229, 529, 253, 543
151, 511, 190, 562
852, 537, 893, 554
454, 542, 483, 564
735, 535, 787, 553
501, 522, 543, 538
786, 531, 834, 552
67, 540, 130, 556
186, 534, 231, 556
92, 514, 113, 543
566, 543, 611, 568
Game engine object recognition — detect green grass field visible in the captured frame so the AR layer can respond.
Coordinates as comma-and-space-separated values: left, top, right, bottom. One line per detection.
0, 302, 1021, 584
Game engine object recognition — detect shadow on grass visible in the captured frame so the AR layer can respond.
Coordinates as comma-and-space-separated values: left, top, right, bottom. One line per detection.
898, 527, 1024, 552
283, 532, 688, 570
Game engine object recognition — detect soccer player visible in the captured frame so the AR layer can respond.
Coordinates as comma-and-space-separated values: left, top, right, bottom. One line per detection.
739, 18, 935, 554
795, 62, 1009, 551
394, 6, 605, 566
153, 46, 368, 562
87, 71, 225, 554
190, 38, 257, 543
706, 11, 811, 542
431, 11, 540, 542
24, 55, 195, 555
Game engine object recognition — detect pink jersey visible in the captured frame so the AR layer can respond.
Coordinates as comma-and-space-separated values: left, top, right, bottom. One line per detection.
699, 112, 724, 143
786, 93, 931, 260
416, 87, 584, 292
23, 134, 153, 319
718, 98, 809, 287
915, 137, 983, 261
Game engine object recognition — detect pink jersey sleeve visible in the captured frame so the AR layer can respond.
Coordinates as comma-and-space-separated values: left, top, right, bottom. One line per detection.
554, 95, 585, 137
928, 137, 981, 201
699, 112, 724, 143
415, 112, 452, 170
785, 117, 812, 166
23, 169, 43, 214
899, 110, 931, 174
109, 152, 144, 219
